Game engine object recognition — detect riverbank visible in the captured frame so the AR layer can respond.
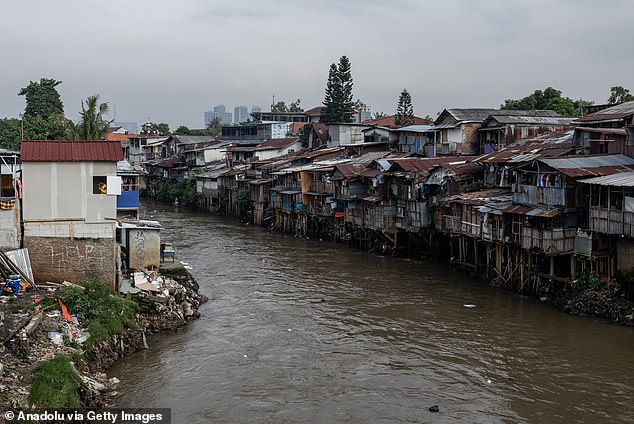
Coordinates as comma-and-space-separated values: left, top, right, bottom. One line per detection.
159, 193, 634, 326
0, 262, 205, 410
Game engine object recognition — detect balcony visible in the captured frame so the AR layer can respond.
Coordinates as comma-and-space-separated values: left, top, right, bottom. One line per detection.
520, 227, 576, 254
589, 206, 634, 237
512, 184, 568, 207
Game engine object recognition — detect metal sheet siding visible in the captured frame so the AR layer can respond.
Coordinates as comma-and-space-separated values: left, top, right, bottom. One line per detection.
21, 140, 123, 162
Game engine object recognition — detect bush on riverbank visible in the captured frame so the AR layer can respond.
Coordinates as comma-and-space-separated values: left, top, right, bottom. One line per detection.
155, 175, 199, 206
60, 279, 140, 346
29, 355, 81, 408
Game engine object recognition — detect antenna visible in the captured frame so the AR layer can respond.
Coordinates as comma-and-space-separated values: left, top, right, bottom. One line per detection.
271, 93, 275, 111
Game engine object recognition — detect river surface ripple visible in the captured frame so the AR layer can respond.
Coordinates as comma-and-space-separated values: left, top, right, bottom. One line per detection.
111, 203, 634, 424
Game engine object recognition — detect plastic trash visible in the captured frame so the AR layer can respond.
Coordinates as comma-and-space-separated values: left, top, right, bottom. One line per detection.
48, 332, 63, 345
463, 304, 477, 308
429, 405, 439, 413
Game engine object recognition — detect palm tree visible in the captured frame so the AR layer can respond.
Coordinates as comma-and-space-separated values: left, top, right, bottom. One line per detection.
76, 95, 111, 140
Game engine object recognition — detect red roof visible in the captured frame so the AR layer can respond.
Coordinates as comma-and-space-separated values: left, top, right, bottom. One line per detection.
20, 140, 124, 162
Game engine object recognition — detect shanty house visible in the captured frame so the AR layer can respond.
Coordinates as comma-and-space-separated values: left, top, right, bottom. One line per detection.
478, 111, 574, 153
432, 108, 498, 155
580, 171, 634, 275
20, 140, 123, 289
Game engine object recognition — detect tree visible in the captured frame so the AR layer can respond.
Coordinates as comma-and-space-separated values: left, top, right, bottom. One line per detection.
289, 99, 303, 112
607, 86, 634, 105
22, 114, 74, 140
156, 123, 170, 135
76, 95, 111, 140
18, 78, 72, 140
271, 101, 288, 112
321, 63, 339, 123
173, 125, 192, 135
501, 87, 592, 117
0, 118, 21, 150
18, 78, 64, 119
207, 116, 222, 137
321, 55, 355, 123
373, 111, 388, 120
141, 122, 170, 135
395, 89, 414, 126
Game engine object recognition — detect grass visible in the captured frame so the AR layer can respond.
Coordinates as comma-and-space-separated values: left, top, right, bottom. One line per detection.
60, 278, 140, 347
29, 355, 81, 408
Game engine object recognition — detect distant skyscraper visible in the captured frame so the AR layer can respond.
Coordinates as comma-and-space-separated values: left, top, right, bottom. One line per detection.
212, 105, 233, 125
203, 111, 213, 127
252, 105, 262, 114
234, 105, 249, 123
205, 105, 233, 126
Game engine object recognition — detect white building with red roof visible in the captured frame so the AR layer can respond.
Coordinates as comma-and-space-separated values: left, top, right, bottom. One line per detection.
20, 140, 124, 289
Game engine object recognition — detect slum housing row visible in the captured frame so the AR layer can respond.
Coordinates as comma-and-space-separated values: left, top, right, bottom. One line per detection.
36, 101, 634, 294
107, 102, 634, 293
0, 141, 161, 291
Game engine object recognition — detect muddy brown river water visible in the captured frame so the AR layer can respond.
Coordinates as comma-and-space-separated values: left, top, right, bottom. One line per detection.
110, 203, 634, 423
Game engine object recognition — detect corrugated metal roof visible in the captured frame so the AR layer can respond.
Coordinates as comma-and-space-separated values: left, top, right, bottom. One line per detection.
503, 204, 562, 218
576, 100, 634, 122
540, 154, 634, 169
485, 115, 573, 126
21, 140, 124, 162
395, 125, 433, 133
578, 171, 634, 187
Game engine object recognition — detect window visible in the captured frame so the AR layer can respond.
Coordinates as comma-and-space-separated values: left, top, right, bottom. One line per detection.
93, 176, 107, 194
92, 176, 122, 195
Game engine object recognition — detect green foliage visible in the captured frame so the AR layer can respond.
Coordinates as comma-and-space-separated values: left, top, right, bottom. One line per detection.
173, 125, 192, 135
322, 56, 355, 123
0, 118, 21, 149
18, 78, 64, 119
501, 87, 592, 117
395, 89, 414, 126
607, 85, 634, 105
60, 278, 139, 345
23, 114, 74, 140
234, 188, 251, 217
206, 116, 222, 137
156, 175, 200, 206
29, 355, 81, 408
76, 94, 111, 140
142, 122, 170, 135
289, 99, 303, 112
373, 111, 388, 120
271, 101, 288, 112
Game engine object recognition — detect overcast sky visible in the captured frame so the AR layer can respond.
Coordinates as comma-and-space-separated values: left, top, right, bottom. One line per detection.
1, 0, 632, 129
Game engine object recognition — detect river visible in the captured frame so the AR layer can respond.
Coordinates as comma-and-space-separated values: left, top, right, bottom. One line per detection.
111, 203, 634, 423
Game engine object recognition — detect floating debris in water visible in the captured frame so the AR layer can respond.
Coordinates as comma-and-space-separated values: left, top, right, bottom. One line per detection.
429, 405, 439, 413
463, 304, 477, 308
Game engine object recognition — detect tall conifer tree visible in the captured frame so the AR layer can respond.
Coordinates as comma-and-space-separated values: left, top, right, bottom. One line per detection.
322, 56, 354, 123
395, 89, 414, 126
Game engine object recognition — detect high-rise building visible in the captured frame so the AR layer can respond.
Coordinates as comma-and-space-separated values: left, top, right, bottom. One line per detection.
203, 111, 213, 128
252, 105, 262, 114
234, 105, 249, 124
204, 105, 233, 126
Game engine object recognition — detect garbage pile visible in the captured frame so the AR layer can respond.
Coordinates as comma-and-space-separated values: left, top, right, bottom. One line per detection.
125, 270, 204, 333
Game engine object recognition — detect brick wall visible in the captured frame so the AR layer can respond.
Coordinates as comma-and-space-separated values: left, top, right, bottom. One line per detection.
24, 236, 117, 290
